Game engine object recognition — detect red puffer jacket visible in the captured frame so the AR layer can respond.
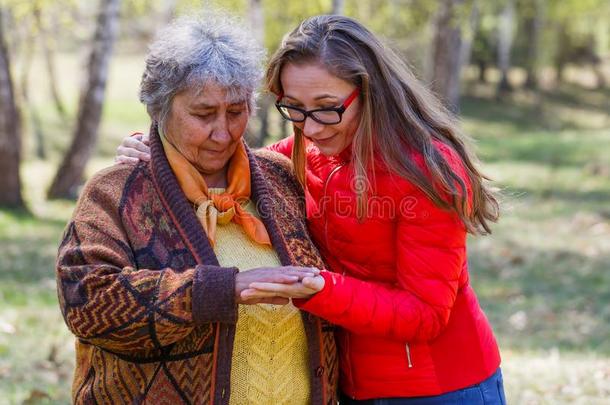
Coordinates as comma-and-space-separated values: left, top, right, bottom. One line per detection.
268, 136, 501, 400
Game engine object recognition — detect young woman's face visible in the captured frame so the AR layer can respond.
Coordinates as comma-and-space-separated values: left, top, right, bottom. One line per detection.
279, 62, 361, 156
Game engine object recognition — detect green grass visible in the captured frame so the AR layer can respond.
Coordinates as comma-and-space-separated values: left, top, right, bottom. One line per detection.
0, 207, 74, 405
460, 85, 610, 404
1, 51, 610, 403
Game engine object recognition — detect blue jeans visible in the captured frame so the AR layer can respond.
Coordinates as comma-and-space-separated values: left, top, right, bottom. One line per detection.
340, 368, 506, 405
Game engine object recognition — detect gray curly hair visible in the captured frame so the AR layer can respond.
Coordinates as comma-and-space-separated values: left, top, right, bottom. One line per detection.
139, 13, 265, 130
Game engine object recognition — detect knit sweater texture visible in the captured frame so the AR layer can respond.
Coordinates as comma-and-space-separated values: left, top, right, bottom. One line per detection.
55, 126, 337, 405
210, 190, 310, 405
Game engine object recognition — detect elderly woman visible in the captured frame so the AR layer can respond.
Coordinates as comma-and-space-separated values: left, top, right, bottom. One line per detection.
56, 15, 336, 405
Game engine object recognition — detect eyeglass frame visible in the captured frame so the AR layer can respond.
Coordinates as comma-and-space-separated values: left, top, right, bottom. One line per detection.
274, 87, 360, 125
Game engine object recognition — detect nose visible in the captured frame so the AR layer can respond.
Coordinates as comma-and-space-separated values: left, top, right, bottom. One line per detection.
211, 115, 232, 143
302, 116, 324, 138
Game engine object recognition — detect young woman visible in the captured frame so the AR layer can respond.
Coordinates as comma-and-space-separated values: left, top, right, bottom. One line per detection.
117, 14, 505, 405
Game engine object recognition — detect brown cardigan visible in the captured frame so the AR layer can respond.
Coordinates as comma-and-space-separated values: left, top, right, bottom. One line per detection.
56, 126, 338, 404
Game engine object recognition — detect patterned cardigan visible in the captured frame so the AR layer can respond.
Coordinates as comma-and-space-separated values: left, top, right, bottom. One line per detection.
56, 127, 338, 405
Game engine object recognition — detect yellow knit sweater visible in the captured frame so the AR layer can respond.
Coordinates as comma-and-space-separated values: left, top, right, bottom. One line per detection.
210, 190, 311, 405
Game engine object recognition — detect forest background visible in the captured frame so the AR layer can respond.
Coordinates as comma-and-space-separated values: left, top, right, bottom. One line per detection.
0, 0, 609, 403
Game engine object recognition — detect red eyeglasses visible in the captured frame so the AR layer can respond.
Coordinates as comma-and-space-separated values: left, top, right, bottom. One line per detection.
275, 87, 360, 125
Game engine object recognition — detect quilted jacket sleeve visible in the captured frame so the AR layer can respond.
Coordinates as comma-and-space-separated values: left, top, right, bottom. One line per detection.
56, 167, 238, 354
294, 148, 470, 342
265, 135, 294, 158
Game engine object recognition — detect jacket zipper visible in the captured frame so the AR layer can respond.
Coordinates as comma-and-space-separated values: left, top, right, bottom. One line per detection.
322, 163, 346, 249
406, 343, 413, 368
321, 163, 357, 395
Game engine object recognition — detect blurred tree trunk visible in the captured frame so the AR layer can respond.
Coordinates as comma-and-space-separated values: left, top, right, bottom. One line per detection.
248, 0, 269, 147
18, 20, 35, 104
524, 0, 544, 90
248, 0, 264, 46
497, 0, 515, 93
19, 25, 46, 160
459, 0, 480, 81
0, 8, 25, 208
431, 0, 465, 113
33, 4, 66, 120
279, 116, 288, 139
255, 96, 271, 148
47, 0, 120, 199
477, 60, 487, 82
554, 23, 569, 84
332, 0, 345, 15
592, 20, 607, 89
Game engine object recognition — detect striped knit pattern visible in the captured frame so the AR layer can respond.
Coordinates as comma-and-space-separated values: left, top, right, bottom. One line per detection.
210, 189, 310, 405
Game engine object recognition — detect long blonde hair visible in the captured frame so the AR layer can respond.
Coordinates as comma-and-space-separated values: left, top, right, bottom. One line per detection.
265, 15, 499, 234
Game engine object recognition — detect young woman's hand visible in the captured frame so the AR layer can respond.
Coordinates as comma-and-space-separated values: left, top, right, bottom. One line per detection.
235, 266, 320, 305
241, 274, 325, 301
115, 132, 151, 164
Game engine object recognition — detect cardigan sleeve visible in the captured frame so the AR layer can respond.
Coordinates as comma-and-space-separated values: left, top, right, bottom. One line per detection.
56, 168, 238, 354
294, 146, 470, 342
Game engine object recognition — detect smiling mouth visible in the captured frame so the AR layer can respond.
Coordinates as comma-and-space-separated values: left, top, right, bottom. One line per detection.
307, 133, 337, 144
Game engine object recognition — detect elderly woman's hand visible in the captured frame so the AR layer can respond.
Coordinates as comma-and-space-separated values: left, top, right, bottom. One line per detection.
240, 273, 325, 301
235, 266, 320, 305
115, 132, 151, 164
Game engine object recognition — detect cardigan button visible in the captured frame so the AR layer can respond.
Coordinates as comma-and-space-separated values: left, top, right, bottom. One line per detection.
315, 366, 324, 377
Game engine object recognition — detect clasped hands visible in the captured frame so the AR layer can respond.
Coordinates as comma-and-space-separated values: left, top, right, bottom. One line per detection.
235, 266, 325, 305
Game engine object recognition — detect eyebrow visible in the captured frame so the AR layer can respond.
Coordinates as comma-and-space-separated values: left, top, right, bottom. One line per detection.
314, 94, 339, 100
191, 102, 215, 110
284, 94, 339, 102
191, 100, 247, 110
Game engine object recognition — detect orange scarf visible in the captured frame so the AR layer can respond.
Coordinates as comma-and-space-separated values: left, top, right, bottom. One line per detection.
161, 135, 271, 247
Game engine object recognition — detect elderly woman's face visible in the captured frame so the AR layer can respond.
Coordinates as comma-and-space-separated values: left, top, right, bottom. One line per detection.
164, 82, 249, 178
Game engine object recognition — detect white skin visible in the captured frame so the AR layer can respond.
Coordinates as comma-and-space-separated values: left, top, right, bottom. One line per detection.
277, 62, 361, 156
165, 82, 247, 187
128, 81, 323, 305
117, 63, 361, 300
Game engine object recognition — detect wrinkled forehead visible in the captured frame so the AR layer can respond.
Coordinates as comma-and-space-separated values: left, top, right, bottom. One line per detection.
189, 79, 250, 106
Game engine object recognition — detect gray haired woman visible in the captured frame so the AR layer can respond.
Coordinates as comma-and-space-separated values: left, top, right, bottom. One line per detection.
56, 14, 337, 405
